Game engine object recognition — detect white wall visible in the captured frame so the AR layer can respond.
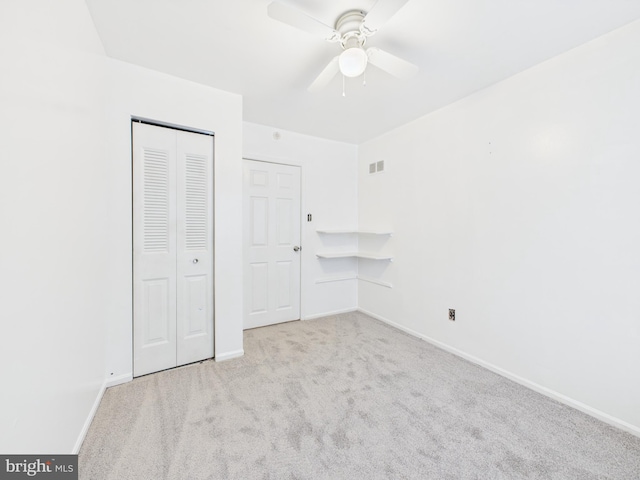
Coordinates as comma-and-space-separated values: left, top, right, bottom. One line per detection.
243, 123, 359, 320
358, 20, 640, 433
0, 0, 244, 453
0, 0, 109, 453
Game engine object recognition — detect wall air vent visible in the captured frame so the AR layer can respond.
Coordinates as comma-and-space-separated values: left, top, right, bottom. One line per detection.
369, 160, 385, 175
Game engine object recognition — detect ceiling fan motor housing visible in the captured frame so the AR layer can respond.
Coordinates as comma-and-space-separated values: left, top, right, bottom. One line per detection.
336, 10, 367, 48
336, 10, 365, 33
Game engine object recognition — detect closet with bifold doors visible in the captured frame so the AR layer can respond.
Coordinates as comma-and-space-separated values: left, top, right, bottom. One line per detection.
132, 121, 214, 377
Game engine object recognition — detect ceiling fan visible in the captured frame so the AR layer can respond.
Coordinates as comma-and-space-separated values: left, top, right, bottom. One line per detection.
267, 0, 419, 93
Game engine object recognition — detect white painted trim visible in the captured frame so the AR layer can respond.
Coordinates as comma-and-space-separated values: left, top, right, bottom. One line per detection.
315, 275, 358, 284
105, 372, 133, 388
243, 154, 298, 166
315, 274, 392, 288
73, 379, 107, 454
215, 349, 244, 362
132, 116, 214, 136
316, 229, 393, 236
316, 251, 393, 260
357, 275, 393, 288
302, 307, 357, 321
357, 308, 640, 438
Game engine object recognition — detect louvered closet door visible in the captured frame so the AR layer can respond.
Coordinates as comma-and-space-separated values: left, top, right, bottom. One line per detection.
133, 122, 213, 377
176, 131, 214, 366
133, 123, 178, 377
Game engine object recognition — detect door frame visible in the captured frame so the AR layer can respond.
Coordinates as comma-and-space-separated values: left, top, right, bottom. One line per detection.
131, 116, 216, 374
242, 156, 303, 329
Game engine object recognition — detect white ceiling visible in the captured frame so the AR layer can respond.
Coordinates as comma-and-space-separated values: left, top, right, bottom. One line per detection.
85, 0, 640, 144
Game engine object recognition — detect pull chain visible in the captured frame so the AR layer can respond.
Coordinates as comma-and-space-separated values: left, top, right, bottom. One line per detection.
342, 75, 346, 97
363, 70, 367, 87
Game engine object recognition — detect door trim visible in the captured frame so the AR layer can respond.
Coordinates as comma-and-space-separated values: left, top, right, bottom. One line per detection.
132, 116, 214, 136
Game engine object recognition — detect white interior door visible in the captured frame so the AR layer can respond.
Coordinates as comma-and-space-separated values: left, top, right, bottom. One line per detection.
243, 160, 301, 329
133, 122, 214, 377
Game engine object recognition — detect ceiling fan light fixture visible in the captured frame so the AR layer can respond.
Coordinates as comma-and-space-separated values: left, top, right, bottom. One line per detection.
338, 47, 368, 77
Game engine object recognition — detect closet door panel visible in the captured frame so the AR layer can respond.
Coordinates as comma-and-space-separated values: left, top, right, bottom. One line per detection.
133, 122, 177, 377
176, 130, 214, 366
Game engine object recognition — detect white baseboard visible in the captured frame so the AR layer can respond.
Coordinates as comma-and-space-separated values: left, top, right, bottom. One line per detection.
105, 372, 133, 388
215, 349, 244, 362
357, 308, 640, 438
73, 378, 107, 454
302, 307, 357, 321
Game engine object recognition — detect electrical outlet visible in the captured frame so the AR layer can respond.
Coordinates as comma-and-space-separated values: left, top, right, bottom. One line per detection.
448, 309, 455, 321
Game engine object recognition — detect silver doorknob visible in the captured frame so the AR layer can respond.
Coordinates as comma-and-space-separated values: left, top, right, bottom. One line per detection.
293, 246, 300, 252
193, 258, 199, 264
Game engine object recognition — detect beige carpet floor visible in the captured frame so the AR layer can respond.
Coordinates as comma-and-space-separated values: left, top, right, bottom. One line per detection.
79, 312, 640, 479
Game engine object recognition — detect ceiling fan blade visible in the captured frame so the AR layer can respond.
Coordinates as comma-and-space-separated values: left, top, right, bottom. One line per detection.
366, 47, 418, 78
362, 0, 409, 34
267, 2, 339, 41
308, 56, 340, 92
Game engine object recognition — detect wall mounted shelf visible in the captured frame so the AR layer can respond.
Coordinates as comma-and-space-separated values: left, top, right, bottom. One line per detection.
315, 227, 393, 286
316, 228, 393, 261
